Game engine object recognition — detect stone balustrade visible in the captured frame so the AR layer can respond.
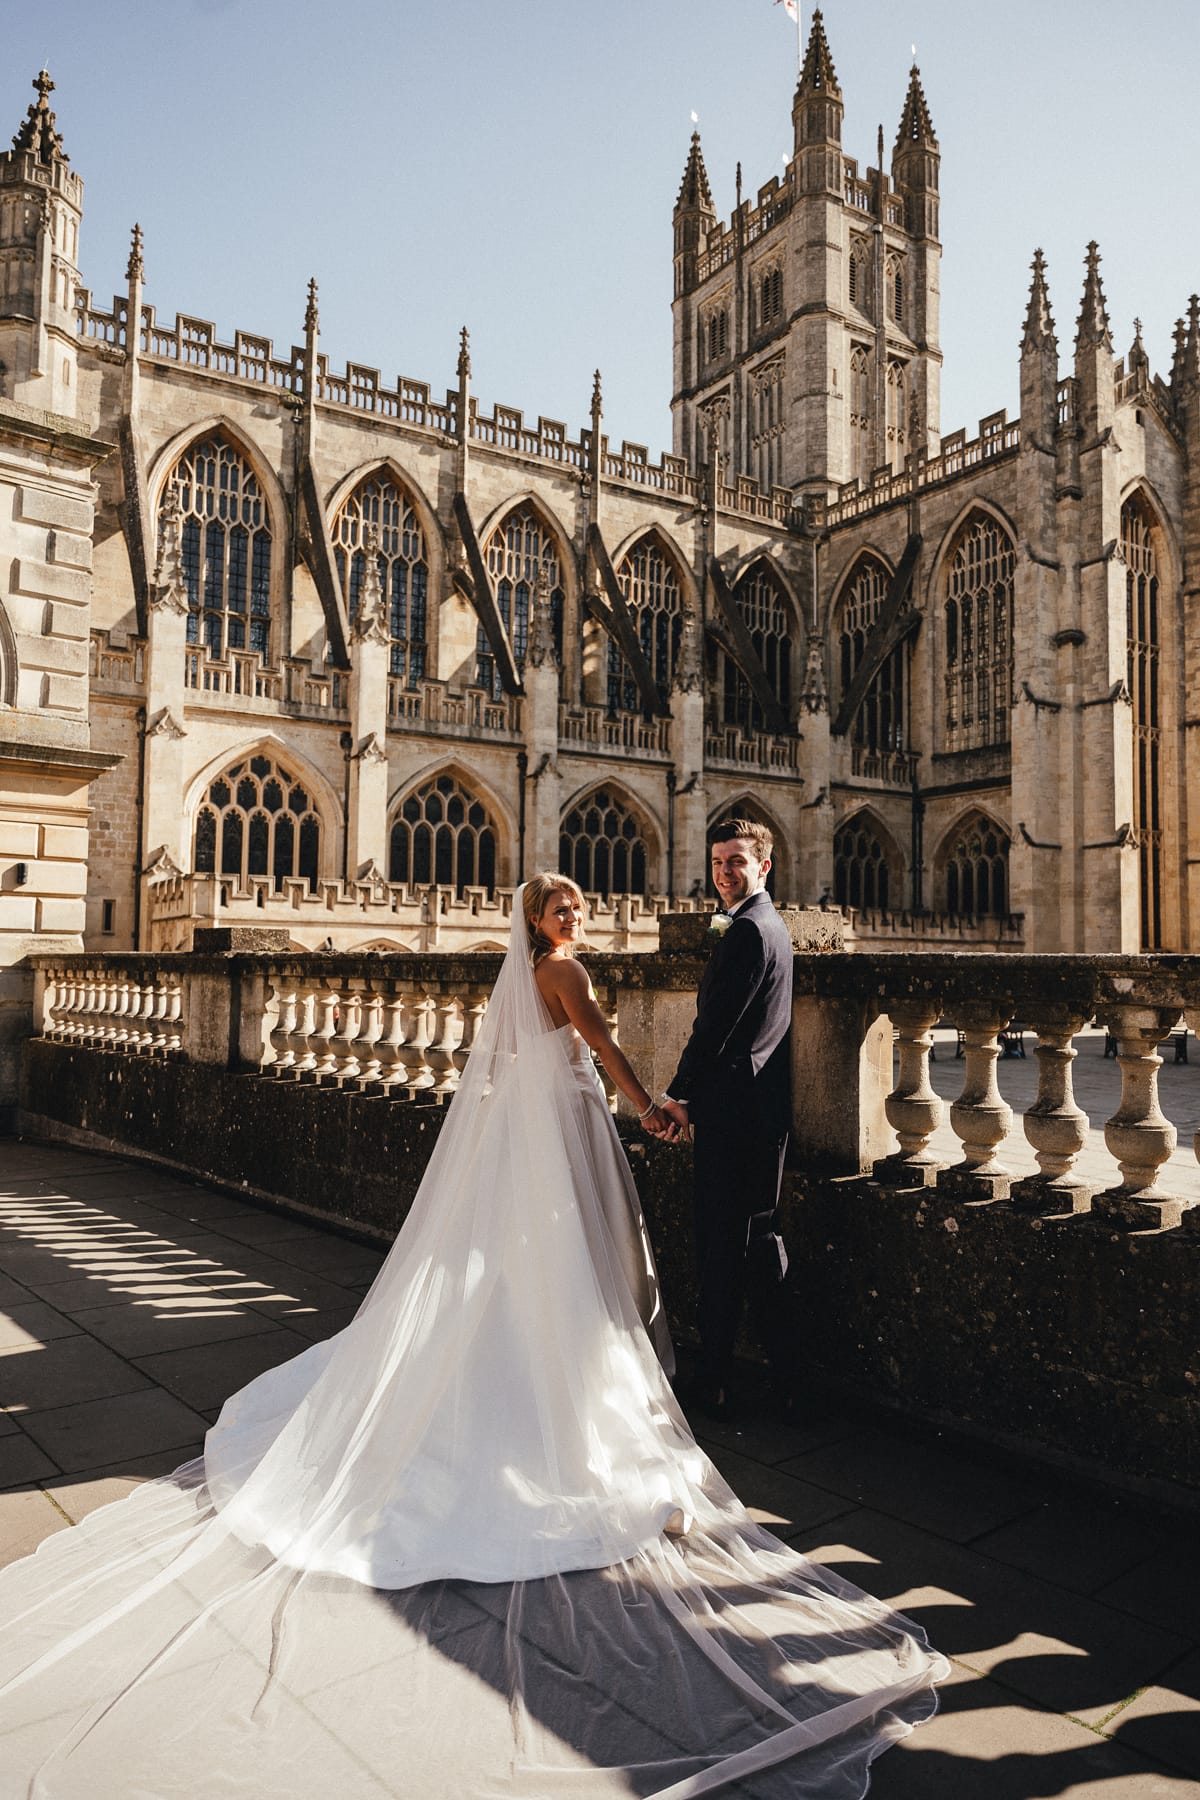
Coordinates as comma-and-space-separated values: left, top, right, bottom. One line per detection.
27, 941, 1200, 1236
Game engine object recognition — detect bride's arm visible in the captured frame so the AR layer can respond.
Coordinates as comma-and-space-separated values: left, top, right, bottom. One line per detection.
538, 958, 666, 1132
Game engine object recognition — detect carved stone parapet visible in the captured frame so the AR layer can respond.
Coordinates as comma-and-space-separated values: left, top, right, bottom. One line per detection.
1093, 1006, 1190, 1230
938, 1004, 1015, 1201
874, 1001, 944, 1187
1010, 1009, 1098, 1214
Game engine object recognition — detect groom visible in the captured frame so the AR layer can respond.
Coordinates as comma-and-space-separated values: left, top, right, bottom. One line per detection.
659, 818, 793, 1418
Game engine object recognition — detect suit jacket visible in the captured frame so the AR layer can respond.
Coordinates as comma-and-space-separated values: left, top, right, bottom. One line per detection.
668, 890, 792, 1138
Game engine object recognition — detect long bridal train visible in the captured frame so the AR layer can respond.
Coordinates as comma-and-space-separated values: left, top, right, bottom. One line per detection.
0, 900, 946, 1797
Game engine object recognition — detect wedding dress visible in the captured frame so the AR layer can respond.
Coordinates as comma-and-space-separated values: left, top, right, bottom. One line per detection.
0, 897, 946, 1798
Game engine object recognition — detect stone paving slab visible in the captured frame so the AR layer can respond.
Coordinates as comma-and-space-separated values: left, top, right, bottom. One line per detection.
0, 1136, 1196, 1796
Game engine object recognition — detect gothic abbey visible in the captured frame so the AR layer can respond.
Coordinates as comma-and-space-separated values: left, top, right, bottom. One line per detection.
1, 10, 1196, 1109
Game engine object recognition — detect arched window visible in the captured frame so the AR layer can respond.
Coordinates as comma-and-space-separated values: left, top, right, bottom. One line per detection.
706, 307, 729, 362
849, 345, 871, 483
886, 255, 905, 326
942, 812, 1009, 917
837, 554, 908, 755
759, 265, 783, 327
168, 436, 272, 662
332, 473, 428, 684
849, 239, 870, 316
1123, 492, 1163, 949
389, 771, 498, 895
886, 360, 907, 469
834, 813, 897, 911
192, 751, 320, 891
560, 787, 649, 897
721, 562, 793, 730
475, 506, 565, 700
943, 512, 1015, 751
607, 537, 683, 714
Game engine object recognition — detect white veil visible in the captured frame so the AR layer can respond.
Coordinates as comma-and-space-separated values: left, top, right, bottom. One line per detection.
0, 891, 946, 1796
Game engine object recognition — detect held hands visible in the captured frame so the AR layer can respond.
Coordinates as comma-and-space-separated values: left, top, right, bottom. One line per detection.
657, 1098, 691, 1144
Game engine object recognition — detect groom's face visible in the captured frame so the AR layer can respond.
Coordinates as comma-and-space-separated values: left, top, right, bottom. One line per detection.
711, 837, 770, 910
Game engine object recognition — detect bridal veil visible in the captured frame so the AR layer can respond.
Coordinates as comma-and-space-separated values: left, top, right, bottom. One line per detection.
0, 892, 946, 1796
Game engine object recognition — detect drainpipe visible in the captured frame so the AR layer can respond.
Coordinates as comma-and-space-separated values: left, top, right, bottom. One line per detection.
666, 767, 677, 901
516, 751, 528, 880
339, 730, 353, 885
133, 705, 146, 947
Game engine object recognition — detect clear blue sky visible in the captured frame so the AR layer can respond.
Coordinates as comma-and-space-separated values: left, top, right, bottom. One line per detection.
13, 1, 1198, 459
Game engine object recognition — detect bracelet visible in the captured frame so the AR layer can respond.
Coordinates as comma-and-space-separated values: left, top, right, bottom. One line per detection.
636, 1098, 658, 1120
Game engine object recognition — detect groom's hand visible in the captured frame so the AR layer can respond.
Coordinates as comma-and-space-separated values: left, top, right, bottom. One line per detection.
659, 1098, 691, 1144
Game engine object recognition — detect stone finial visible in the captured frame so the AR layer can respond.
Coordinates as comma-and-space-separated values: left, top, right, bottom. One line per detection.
591, 368, 603, 420
527, 562, 559, 670
1128, 317, 1149, 377
353, 523, 390, 644
1075, 241, 1113, 353
1170, 316, 1188, 393
126, 223, 144, 284
895, 61, 938, 150
798, 9, 841, 97
152, 484, 189, 615
674, 131, 715, 216
457, 324, 471, 386
800, 632, 829, 714
13, 69, 68, 164
735, 160, 742, 209
672, 605, 704, 694
1021, 249, 1057, 354
1184, 295, 1200, 390
304, 277, 319, 336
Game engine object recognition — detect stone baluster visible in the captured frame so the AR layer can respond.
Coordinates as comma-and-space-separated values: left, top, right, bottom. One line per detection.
103, 978, 130, 1049
163, 978, 184, 1056
291, 981, 325, 1081
46, 970, 69, 1039
284, 982, 317, 1079
1010, 1008, 1097, 1213
371, 989, 409, 1095
938, 1002, 1015, 1201
126, 980, 154, 1053
350, 986, 384, 1091
308, 982, 341, 1080
874, 1001, 944, 1187
267, 980, 299, 1074
143, 978, 168, 1055
425, 991, 463, 1101
397, 991, 436, 1097
76, 974, 101, 1044
324, 985, 362, 1087
1093, 1006, 1190, 1229
453, 988, 488, 1081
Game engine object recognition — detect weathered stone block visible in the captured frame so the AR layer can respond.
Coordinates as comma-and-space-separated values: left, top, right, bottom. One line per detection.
47, 529, 93, 570
16, 484, 92, 533
13, 557, 90, 604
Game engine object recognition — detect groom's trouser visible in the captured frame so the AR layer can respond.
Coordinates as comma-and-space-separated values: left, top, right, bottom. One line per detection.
692, 1120, 789, 1391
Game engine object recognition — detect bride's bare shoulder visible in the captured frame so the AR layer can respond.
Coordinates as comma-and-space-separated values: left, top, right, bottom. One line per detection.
533, 954, 588, 1006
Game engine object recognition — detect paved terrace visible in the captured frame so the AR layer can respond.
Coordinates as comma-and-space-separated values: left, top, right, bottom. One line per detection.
0, 1125, 1197, 1798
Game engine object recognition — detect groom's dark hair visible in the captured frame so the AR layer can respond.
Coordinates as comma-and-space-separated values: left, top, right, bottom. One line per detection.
709, 816, 773, 860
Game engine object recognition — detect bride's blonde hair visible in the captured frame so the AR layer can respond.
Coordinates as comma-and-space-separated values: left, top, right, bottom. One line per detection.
522, 872, 587, 964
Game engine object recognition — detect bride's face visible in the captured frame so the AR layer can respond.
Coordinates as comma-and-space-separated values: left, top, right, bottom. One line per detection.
538, 889, 583, 951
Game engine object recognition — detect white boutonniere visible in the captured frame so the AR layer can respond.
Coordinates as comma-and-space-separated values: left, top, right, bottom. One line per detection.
707, 913, 732, 938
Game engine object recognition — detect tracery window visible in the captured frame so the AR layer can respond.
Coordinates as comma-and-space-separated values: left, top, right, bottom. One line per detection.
848, 239, 870, 315
389, 771, 498, 894
837, 554, 907, 754
169, 436, 272, 661
1123, 493, 1163, 948
332, 473, 428, 683
886, 255, 905, 326
833, 813, 895, 911
607, 537, 683, 714
943, 513, 1015, 751
849, 345, 871, 483
560, 787, 649, 897
192, 751, 320, 892
759, 264, 783, 327
720, 561, 792, 731
942, 813, 1009, 916
475, 506, 565, 700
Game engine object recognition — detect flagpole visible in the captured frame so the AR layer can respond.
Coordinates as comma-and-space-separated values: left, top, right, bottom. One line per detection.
797, 4, 803, 74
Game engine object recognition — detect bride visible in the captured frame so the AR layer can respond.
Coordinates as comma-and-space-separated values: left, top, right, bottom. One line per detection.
0, 876, 946, 1797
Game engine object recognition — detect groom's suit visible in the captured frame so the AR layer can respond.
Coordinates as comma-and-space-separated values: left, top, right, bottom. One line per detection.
667, 889, 793, 1393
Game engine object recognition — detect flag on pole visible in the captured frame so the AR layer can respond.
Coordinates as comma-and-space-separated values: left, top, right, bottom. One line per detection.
776, 0, 799, 20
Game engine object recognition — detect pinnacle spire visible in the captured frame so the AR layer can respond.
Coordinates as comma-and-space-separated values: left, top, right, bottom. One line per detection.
126, 223, 144, 284
304, 277, 319, 336
457, 324, 470, 385
1170, 316, 1188, 393
674, 131, 714, 215
591, 368, 603, 418
1076, 241, 1112, 353
895, 62, 937, 150
1128, 317, 1149, 377
1184, 295, 1200, 389
1021, 249, 1056, 354
797, 9, 841, 97
12, 69, 68, 164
